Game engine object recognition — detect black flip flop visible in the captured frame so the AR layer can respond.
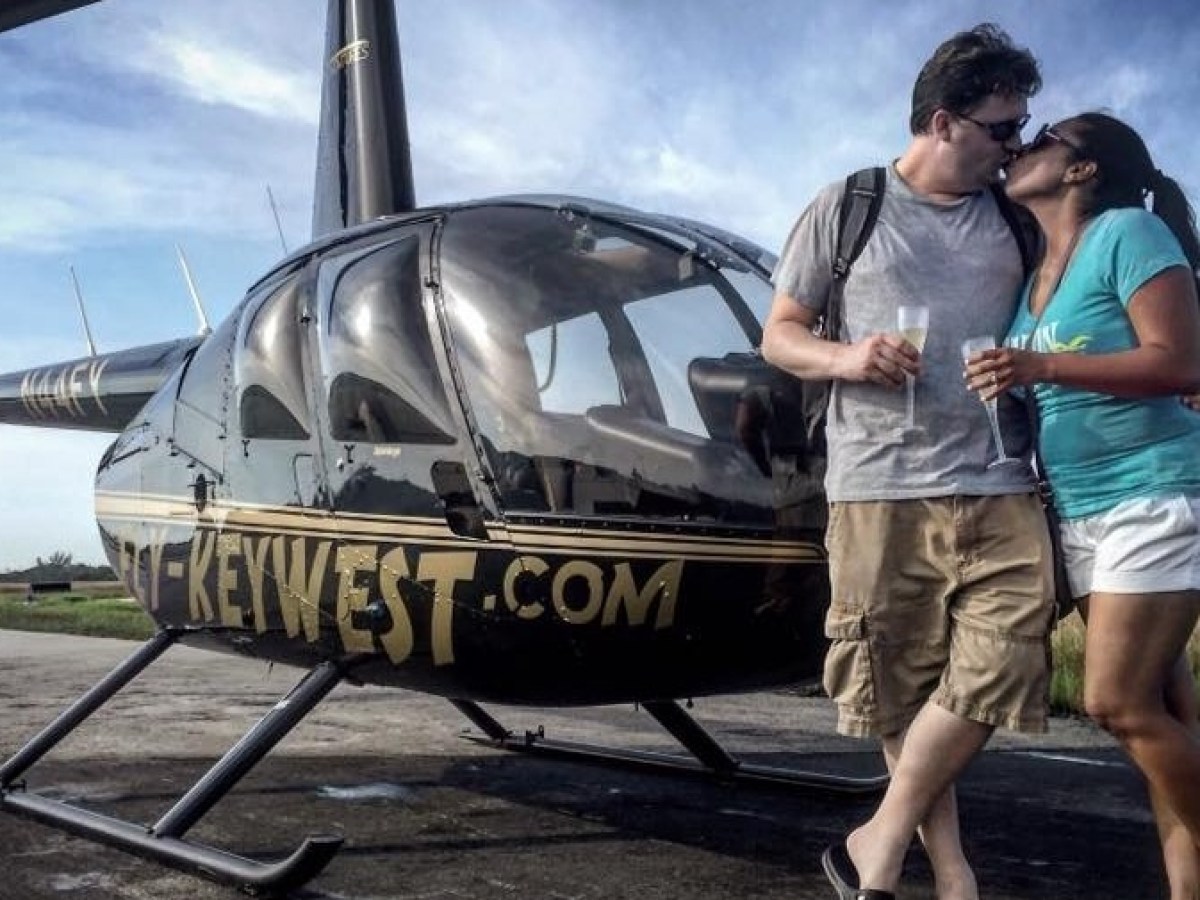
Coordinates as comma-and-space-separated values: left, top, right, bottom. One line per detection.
820, 841, 896, 900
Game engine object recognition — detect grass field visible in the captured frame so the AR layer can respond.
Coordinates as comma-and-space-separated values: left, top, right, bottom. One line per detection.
0, 592, 155, 641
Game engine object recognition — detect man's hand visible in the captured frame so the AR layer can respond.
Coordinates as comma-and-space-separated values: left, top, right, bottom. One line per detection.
838, 334, 920, 387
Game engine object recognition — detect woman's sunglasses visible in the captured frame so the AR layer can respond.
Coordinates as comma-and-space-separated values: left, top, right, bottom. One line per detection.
1022, 123, 1085, 156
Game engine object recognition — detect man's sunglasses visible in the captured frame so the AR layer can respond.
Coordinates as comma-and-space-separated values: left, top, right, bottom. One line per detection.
1022, 123, 1085, 156
958, 112, 1030, 142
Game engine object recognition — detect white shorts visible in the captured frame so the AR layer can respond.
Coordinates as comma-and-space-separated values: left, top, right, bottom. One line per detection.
1060, 494, 1200, 597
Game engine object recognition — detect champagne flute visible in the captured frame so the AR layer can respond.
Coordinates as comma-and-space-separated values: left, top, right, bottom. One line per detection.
961, 336, 1019, 468
897, 305, 929, 431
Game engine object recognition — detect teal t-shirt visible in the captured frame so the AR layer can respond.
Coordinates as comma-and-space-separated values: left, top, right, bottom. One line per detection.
1005, 207, 1200, 520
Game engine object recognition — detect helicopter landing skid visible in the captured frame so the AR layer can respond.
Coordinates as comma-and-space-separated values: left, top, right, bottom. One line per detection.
451, 698, 889, 796
0, 629, 346, 897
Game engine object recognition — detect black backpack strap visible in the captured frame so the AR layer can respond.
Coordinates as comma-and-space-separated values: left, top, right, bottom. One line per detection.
826, 167, 885, 341
801, 167, 886, 443
834, 168, 886, 279
988, 182, 1040, 280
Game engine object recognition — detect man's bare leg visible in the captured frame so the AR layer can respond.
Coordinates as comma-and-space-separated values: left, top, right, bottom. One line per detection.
846, 704, 992, 894
882, 732, 978, 900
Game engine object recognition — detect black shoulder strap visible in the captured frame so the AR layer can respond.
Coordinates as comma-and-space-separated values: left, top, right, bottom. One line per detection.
800, 167, 885, 445
834, 167, 886, 279
988, 183, 1040, 280
826, 167, 885, 341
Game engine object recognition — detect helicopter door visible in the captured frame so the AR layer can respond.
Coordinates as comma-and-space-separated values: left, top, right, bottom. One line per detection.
308, 228, 463, 524
225, 272, 327, 509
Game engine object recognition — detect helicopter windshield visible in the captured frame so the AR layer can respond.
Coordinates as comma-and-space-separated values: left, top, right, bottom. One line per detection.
438, 204, 778, 524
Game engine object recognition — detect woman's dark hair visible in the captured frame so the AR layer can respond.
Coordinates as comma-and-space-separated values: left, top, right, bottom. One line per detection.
910, 23, 1041, 134
1062, 112, 1200, 275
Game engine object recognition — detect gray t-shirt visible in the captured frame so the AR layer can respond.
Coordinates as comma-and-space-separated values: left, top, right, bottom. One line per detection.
772, 165, 1035, 501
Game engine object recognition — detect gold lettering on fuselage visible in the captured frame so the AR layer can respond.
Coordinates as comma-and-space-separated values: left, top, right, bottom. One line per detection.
242, 535, 271, 634
271, 536, 330, 641
216, 533, 242, 627
124, 516, 691, 665
188, 531, 216, 621
377, 546, 415, 663
146, 531, 167, 611
116, 538, 139, 603
335, 544, 378, 654
603, 559, 682, 629
500, 555, 682, 630
415, 552, 477, 667
503, 556, 548, 620
552, 560, 605, 624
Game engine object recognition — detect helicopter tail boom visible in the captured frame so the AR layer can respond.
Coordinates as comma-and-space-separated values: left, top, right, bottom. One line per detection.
0, 337, 201, 432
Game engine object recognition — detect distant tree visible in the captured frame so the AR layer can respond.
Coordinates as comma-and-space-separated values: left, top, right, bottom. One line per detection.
1, 552, 117, 583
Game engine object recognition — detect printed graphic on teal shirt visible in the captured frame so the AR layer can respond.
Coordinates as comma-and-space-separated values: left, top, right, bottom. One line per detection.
1004, 208, 1200, 520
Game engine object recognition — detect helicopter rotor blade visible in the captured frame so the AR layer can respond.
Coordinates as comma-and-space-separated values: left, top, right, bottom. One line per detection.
0, 0, 100, 33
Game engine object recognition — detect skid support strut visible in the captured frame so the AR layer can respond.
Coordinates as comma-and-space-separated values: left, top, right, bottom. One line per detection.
0, 631, 348, 896
453, 697, 888, 796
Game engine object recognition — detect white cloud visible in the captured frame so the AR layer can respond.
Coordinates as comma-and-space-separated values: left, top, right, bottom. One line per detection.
0, 99, 315, 252
1092, 65, 1157, 116
134, 35, 315, 124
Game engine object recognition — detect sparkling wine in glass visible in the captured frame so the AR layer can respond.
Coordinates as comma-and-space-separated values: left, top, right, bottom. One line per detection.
961, 335, 1019, 468
897, 305, 929, 431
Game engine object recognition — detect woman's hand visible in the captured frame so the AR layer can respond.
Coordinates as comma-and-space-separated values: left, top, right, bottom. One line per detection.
963, 347, 1045, 401
1181, 393, 1200, 413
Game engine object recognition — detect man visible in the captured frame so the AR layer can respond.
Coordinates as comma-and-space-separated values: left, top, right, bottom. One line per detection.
762, 24, 1054, 900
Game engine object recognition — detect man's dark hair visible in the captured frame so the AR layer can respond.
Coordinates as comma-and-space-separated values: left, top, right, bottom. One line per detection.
909, 24, 1041, 135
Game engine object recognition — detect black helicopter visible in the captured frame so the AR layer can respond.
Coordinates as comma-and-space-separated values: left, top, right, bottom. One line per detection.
0, 0, 877, 894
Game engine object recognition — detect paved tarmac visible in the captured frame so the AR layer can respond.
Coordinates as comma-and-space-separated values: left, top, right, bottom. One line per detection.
0, 630, 1169, 899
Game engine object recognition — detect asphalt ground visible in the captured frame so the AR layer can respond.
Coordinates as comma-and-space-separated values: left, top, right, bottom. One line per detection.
0, 630, 1169, 899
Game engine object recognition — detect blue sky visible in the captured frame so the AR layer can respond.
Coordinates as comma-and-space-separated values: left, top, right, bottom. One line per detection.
0, 0, 1197, 570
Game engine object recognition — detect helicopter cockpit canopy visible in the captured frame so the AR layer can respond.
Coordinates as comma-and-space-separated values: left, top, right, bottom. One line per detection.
439, 201, 787, 525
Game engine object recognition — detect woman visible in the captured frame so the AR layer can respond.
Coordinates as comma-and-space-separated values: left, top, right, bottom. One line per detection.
965, 111, 1200, 898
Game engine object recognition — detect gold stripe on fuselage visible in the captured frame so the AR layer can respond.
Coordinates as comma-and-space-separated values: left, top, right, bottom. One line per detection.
94, 490, 824, 563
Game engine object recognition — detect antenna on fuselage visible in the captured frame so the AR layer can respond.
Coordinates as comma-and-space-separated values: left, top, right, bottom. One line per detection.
175, 245, 212, 336
67, 265, 97, 357
266, 185, 289, 255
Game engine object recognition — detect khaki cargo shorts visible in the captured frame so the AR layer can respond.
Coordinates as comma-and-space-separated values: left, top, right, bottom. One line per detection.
823, 494, 1055, 738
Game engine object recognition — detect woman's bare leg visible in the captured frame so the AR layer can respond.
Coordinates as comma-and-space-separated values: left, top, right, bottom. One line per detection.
1153, 655, 1200, 900
1084, 592, 1200, 844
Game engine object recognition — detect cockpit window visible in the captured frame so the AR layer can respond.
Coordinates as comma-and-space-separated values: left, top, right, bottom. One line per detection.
623, 285, 754, 435
439, 204, 775, 522
528, 312, 621, 416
